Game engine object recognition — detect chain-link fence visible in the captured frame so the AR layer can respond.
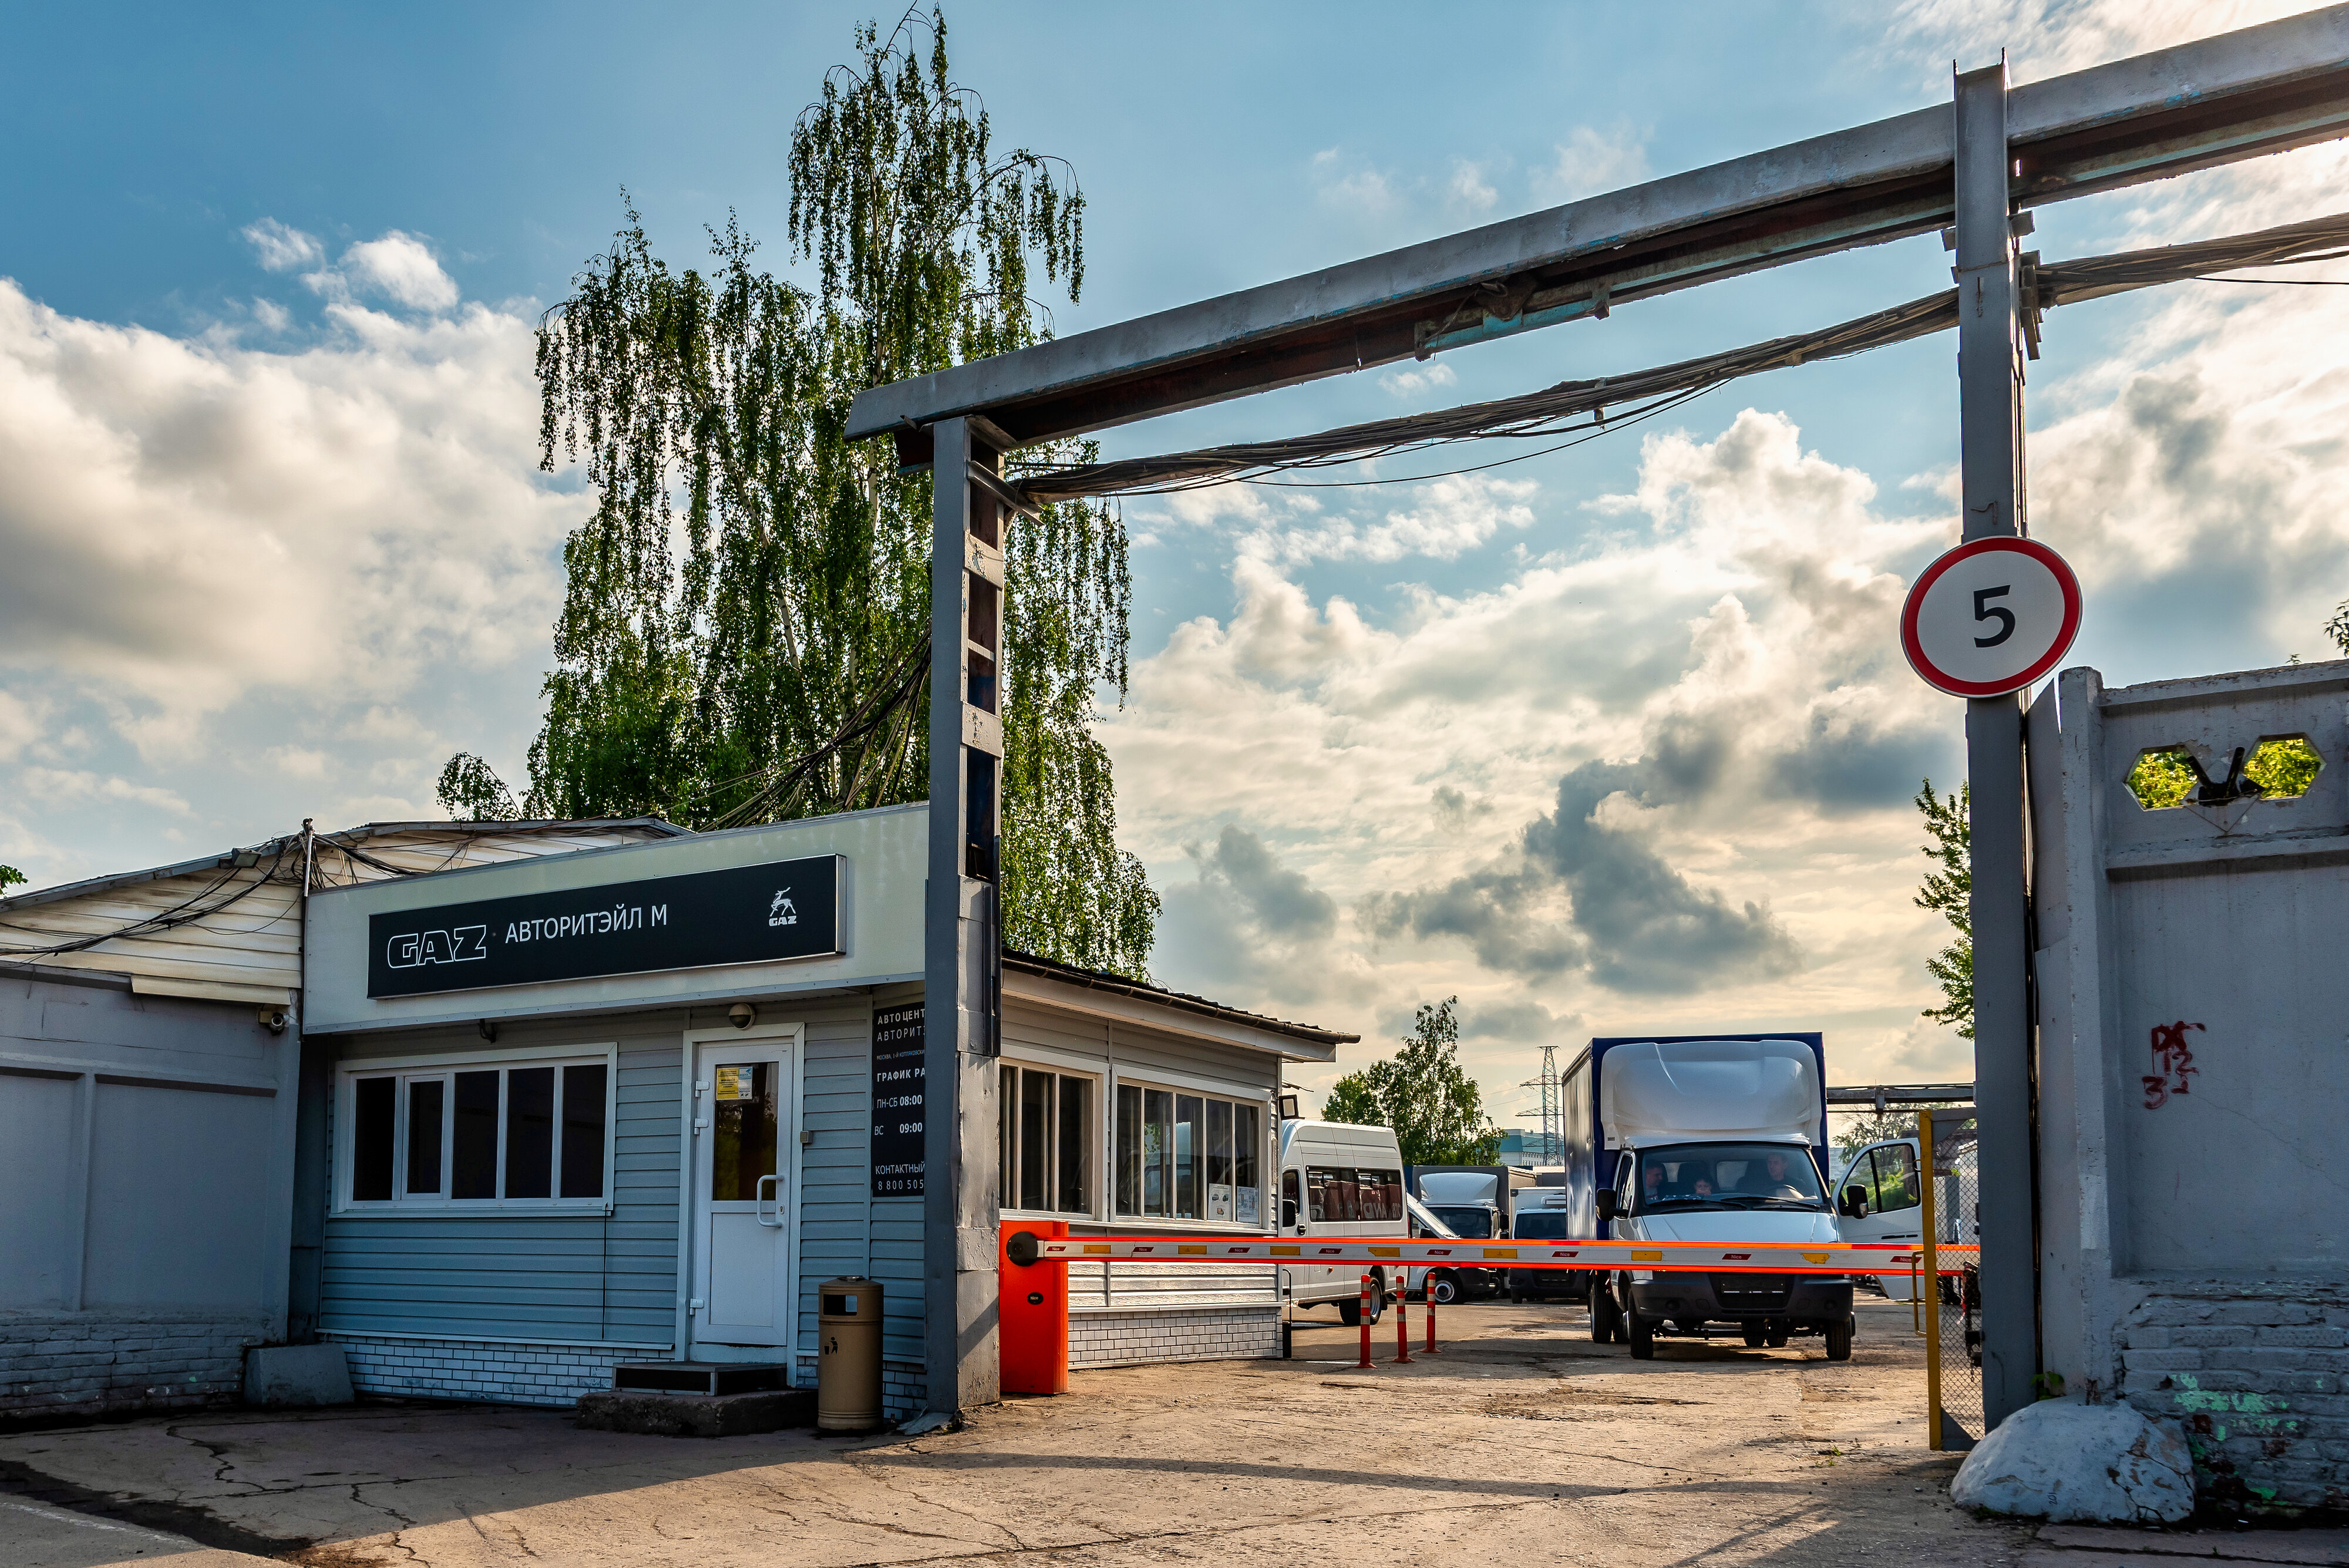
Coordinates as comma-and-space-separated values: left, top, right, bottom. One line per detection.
1921, 1115, 1983, 1448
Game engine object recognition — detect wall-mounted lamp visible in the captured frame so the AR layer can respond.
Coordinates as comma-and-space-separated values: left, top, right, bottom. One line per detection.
728, 1002, 757, 1030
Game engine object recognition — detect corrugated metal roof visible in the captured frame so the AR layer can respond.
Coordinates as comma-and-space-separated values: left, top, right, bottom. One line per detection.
0, 818, 686, 913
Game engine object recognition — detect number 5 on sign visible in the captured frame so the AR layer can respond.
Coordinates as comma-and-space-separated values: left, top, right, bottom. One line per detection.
1900, 537, 2082, 698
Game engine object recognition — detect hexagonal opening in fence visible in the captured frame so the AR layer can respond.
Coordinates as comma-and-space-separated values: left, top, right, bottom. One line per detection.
2244, 735, 2323, 799
2126, 746, 2199, 810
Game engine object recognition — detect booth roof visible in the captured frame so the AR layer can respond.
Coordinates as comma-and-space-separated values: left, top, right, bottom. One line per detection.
1004, 948, 1358, 1048
0, 817, 688, 913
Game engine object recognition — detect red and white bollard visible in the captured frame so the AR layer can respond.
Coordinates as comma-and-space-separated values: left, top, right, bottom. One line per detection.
1394, 1280, 1412, 1364
1425, 1284, 1439, 1354
1355, 1274, 1375, 1369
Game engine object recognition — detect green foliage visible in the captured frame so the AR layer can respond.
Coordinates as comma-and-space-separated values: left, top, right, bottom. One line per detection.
1832, 1110, 1915, 1167
1319, 998, 1502, 1166
2126, 738, 2321, 810
1914, 779, 1973, 1041
497, 8, 1155, 977
2327, 598, 2349, 658
0, 864, 25, 894
436, 753, 520, 821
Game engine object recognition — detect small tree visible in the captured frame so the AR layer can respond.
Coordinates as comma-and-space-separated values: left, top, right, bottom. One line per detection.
436, 754, 519, 821
1914, 779, 1972, 1041
0, 864, 25, 894
1321, 997, 1500, 1166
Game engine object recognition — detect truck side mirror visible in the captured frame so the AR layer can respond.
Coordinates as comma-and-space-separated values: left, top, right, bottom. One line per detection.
1839, 1185, 1869, 1219
1280, 1199, 1298, 1228
1596, 1190, 1620, 1222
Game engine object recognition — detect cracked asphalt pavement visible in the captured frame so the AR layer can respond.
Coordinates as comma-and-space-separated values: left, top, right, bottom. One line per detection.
0, 1298, 2026, 1567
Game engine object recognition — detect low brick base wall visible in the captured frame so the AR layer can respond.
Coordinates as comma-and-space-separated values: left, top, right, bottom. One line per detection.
1069, 1305, 1279, 1369
0, 1310, 270, 1421
324, 1333, 658, 1408
2118, 1290, 2349, 1511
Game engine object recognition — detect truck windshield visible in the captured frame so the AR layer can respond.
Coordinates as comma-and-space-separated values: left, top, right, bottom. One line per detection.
1429, 1204, 1494, 1238
1634, 1143, 1824, 1212
1511, 1210, 1574, 1239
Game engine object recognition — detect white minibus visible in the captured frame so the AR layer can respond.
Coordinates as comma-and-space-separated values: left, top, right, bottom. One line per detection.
1277, 1119, 1405, 1325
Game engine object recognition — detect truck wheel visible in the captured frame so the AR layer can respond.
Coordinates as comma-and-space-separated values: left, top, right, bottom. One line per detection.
1589, 1281, 1617, 1344
1741, 1325, 1765, 1348
1764, 1331, 1788, 1348
1627, 1308, 1656, 1360
1431, 1273, 1460, 1306
1825, 1317, 1853, 1362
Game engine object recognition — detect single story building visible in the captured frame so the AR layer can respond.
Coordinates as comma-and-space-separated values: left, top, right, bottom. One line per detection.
0, 819, 680, 1421
292, 803, 1348, 1416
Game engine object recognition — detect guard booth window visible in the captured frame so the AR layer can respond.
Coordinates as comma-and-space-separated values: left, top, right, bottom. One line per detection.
1305, 1166, 1402, 1223
998, 1064, 1094, 1216
344, 1054, 611, 1209
1113, 1084, 1263, 1224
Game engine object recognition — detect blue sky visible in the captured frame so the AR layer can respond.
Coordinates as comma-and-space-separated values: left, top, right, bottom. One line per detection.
5, 1, 2343, 1116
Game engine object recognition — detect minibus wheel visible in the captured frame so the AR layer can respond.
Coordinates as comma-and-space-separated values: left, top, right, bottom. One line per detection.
1429, 1272, 1460, 1305
1825, 1317, 1853, 1361
1627, 1308, 1656, 1360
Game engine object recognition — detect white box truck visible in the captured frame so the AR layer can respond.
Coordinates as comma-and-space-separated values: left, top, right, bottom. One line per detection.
1564, 1034, 1856, 1361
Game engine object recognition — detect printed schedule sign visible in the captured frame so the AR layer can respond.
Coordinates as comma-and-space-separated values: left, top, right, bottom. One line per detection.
871, 1002, 926, 1197
365, 856, 842, 998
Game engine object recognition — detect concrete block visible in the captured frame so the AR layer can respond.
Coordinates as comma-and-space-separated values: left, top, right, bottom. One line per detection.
2122, 1348, 2204, 1372
244, 1344, 355, 1408
1953, 1401, 2195, 1523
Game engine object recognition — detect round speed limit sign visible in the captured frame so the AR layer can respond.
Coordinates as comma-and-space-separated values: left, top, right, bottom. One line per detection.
1900, 537, 2082, 698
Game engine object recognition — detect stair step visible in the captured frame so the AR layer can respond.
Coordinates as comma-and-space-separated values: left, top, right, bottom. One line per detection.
611, 1361, 788, 1397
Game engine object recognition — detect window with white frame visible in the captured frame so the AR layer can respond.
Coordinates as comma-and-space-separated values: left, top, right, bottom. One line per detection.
342, 1052, 614, 1210
1113, 1082, 1264, 1226
998, 1063, 1096, 1216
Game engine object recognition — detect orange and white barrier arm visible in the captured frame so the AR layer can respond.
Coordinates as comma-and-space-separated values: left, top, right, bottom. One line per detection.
1012, 1231, 1980, 1277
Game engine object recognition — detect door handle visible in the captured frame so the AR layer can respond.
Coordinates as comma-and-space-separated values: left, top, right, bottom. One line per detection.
756, 1173, 784, 1228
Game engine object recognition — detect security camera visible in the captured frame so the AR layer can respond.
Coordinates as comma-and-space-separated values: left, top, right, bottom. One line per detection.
728, 1002, 757, 1030
256, 1007, 290, 1036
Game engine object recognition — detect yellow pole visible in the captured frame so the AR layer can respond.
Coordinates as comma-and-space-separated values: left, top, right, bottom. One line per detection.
1921, 1112, 1942, 1451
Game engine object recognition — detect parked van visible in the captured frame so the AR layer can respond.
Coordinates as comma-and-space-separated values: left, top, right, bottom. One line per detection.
1506, 1187, 1581, 1301
1404, 1192, 1492, 1304
1277, 1119, 1405, 1325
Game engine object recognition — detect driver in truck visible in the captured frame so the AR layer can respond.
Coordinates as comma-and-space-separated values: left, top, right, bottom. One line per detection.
1745, 1150, 1803, 1199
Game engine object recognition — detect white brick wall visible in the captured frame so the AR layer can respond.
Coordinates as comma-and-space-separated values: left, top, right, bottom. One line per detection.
1069, 1306, 1280, 1370
0, 1310, 270, 1419
325, 1333, 659, 1408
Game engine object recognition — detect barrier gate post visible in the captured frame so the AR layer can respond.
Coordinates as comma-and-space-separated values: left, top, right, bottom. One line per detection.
1355, 1276, 1374, 1370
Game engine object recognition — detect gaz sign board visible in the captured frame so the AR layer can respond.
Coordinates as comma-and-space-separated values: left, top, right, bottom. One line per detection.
1900, 536, 2082, 698
871, 1002, 926, 1197
366, 856, 843, 998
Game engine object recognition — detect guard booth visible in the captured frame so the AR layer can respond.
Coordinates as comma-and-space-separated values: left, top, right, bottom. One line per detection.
298, 803, 1348, 1418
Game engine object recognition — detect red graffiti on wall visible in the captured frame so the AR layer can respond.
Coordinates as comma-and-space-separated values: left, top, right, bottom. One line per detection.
2142, 1021, 2205, 1109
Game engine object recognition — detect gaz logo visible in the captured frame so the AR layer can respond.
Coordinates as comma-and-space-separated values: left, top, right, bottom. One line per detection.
768, 889, 798, 927
385, 925, 489, 969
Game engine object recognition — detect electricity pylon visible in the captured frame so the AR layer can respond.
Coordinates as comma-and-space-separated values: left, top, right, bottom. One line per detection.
1519, 1042, 1561, 1166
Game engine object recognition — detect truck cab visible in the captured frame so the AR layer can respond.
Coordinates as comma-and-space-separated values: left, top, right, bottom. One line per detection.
1588, 1039, 1855, 1361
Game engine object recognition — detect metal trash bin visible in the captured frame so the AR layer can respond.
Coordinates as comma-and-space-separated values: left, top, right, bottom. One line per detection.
817, 1277, 883, 1431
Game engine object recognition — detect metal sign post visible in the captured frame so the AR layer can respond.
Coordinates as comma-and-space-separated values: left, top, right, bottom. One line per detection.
1953, 59, 2040, 1436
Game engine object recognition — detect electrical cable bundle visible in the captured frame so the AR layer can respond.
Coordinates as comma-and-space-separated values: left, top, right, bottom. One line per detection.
1011, 209, 2349, 506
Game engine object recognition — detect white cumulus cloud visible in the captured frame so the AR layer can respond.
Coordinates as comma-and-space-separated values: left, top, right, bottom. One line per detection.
241, 218, 324, 273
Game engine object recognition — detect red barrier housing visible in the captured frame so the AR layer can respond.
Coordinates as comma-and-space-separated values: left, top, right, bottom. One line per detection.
999, 1220, 1070, 1395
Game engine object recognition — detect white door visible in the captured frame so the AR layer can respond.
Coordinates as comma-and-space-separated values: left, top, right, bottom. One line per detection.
1838, 1140, 1925, 1300
689, 1035, 796, 1357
